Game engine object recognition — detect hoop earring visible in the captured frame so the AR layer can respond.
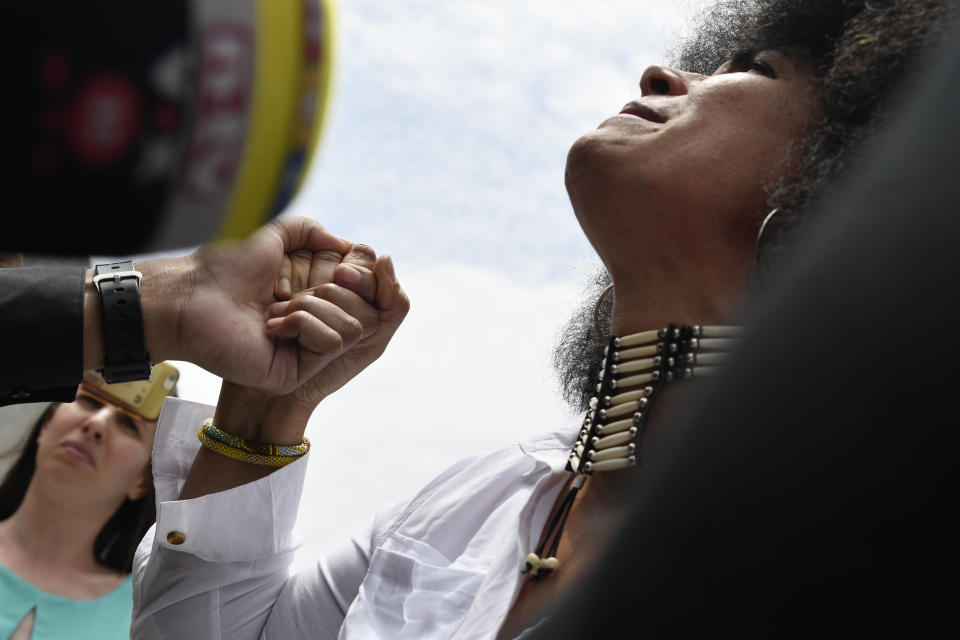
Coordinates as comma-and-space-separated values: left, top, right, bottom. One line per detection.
593, 283, 614, 342
754, 207, 782, 273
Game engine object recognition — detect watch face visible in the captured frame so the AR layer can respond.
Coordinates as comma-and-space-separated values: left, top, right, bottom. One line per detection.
82, 362, 179, 421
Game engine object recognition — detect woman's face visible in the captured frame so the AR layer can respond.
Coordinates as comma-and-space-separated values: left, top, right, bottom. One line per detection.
566, 49, 818, 285
35, 388, 156, 508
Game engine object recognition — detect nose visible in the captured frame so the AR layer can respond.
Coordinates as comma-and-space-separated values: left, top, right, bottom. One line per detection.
81, 409, 110, 441
639, 65, 700, 97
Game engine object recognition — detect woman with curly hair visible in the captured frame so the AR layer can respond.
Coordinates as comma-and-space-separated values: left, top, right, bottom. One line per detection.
131, 1, 954, 638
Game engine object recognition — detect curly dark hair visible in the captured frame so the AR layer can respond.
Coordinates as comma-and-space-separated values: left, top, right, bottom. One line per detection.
555, 0, 954, 411
674, 0, 955, 267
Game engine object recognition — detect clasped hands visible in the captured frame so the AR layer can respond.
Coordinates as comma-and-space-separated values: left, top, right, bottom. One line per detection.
142, 216, 408, 441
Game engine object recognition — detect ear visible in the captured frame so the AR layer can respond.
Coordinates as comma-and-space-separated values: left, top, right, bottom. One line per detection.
126, 465, 153, 502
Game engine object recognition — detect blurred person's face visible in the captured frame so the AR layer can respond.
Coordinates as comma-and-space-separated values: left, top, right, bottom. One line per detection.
35, 389, 156, 509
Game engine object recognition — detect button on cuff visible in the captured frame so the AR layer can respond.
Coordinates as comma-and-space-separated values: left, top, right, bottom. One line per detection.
166, 530, 186, 545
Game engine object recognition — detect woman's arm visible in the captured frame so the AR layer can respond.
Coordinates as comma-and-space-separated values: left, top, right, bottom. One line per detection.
132, 246, 408, 639
178, 251, 407, 500
133, 476, 375, 640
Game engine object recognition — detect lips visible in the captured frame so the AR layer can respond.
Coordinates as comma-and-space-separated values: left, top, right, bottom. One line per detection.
61, 441, 95, 467
619, 101, 666, 123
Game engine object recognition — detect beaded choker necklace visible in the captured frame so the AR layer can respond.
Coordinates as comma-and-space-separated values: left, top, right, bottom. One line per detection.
522, 324, 744, 580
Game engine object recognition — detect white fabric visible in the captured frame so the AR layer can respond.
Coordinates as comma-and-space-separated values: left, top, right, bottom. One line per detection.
132, 398, 574, 640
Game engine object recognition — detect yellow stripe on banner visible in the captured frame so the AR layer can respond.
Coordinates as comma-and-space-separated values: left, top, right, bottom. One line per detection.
298, 0, 338, 193
262, 0, 339, 216
216, 0, 304, 241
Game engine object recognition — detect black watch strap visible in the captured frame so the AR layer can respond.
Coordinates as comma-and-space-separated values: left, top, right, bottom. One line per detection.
94, 261, 151, 383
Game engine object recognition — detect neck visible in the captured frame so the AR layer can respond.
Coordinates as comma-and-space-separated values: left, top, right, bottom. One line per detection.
609, 281, 745, 338
603, 229, 752, 335
0, 479, 117, 572
598, 265, 750, 464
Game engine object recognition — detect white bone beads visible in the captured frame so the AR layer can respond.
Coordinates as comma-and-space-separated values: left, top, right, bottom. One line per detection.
533, 325, 744, 582
567, 325, 743, 476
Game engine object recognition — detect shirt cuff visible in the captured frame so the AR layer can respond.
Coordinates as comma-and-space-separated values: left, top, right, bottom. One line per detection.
150, 397, 308, 563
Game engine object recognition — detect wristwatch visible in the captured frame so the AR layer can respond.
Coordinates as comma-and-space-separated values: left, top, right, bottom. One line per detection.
93, 261, 152, 383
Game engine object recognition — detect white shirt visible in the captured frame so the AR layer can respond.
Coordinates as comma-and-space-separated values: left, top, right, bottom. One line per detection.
132, 398, 574, 640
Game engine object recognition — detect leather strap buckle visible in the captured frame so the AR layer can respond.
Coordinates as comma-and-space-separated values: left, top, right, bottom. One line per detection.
94, 261, 151, 383
93, 269, 142, 293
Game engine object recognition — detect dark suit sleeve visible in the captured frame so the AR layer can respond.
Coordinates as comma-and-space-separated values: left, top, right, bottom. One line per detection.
530, 27, 960, 638
0, 266, 85, 406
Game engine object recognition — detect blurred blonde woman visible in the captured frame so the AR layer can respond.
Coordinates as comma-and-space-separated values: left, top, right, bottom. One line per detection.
0, 366, 176, 640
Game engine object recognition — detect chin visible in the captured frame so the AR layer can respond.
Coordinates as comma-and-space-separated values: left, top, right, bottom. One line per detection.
567, 135, 636, 215
566, 126, 639, 191
565, 130, 603, 179
565, 136, 607, 211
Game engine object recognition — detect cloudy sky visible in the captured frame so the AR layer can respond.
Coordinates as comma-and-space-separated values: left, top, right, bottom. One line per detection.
171, 0, 701, 567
